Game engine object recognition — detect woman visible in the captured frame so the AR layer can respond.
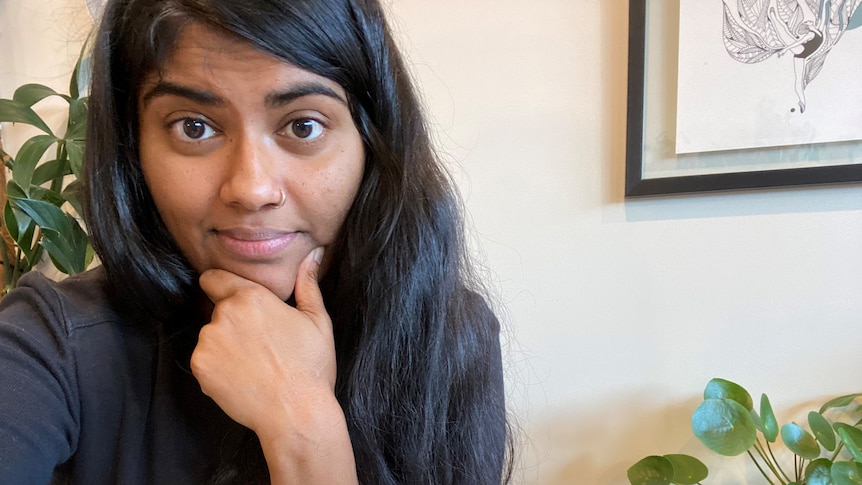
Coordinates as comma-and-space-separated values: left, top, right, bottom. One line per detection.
0, 0, 513, 483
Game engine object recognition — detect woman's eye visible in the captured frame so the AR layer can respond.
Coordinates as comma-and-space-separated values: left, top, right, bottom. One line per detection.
286, 119, 324, 140
171, 118, 217, 141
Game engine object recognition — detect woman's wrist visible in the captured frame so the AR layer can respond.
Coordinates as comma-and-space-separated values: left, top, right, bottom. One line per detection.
255, 390, 358, 484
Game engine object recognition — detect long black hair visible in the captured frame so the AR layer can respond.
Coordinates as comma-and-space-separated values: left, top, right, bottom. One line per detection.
84, 0, 513, 483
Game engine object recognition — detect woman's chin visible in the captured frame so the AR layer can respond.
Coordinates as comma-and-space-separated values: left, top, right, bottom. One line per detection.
205, 263, 299, 302
247, 272, 298, 302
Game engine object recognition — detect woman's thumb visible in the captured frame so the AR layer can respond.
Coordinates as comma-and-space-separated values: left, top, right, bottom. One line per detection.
294, 247, 326, 318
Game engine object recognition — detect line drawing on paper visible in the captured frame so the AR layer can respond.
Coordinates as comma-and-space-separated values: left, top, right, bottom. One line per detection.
721, 0, 862, 113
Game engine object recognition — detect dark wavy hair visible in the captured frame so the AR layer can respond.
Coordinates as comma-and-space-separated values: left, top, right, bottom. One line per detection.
84, 0, 513, 483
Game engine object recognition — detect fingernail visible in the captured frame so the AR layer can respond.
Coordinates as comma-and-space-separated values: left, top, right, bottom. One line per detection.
312, 247, 324, 265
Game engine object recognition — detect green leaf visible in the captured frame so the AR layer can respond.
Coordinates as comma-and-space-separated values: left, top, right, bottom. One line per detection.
832, 461, 862, 485
9, 197, 88, 274
4, 201, 20, 241
61, 180, 84, 217
782, 422, 822, 460
0, 99, 54, 135
38, 218, 89, 275
627, 456, 673, 485
704, 378, 753, 411
6, 180, 26, 199
692, 398, 757, 456
32, 158, 71, 186
664, 454, 708, 485
71, 48, 91, 100
66, 139, 85, 178
6, 197, 31, 243
6, 203, 39, 267
42, 238, 74, 274
806, 458, 834, 485
10, 134, 57, 194
65, 98, 88, 141
835, 424, 862, 463
11, 197, 71, 234
27, 187, 65, 207
821, 394, 862, 414
84, 243, 95, 269
761, 394, 779, 443
810, 411, 837, 451
6, 189, 31, 237
12, 83, 68, 107
70, 54, 82, 100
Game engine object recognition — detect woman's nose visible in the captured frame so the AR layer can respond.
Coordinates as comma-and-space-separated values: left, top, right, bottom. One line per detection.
219, 134, 285, 211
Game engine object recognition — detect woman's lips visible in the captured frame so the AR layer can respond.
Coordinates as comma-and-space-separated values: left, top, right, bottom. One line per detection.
214, 227, 299, 259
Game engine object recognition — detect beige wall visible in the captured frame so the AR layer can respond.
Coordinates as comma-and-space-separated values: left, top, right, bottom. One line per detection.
391, 1, 862, 483
3, 1, 862, 483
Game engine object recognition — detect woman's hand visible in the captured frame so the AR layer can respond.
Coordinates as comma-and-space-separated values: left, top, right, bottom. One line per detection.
192, 248, 357, 483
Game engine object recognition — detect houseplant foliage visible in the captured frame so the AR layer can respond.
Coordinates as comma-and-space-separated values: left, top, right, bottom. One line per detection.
627, 378, 862, 485
0, 54, 93, 295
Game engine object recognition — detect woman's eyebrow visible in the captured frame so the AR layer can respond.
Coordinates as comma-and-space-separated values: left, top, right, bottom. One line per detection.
141, 81, 224, 107
264, 82, 346, 109
140, 80, 346, 109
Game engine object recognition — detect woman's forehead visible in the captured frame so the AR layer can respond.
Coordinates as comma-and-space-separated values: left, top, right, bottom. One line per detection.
167, 22, 258, 62
139, 23, 348, 106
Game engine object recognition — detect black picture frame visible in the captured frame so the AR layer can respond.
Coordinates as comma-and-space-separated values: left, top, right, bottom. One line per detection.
625, 0, 862, 197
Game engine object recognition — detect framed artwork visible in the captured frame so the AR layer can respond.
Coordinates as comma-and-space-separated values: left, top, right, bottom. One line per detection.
625, 0, 862, 197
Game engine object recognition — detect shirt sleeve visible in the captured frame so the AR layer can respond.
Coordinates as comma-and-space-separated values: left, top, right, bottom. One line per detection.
0, 274, 79, 485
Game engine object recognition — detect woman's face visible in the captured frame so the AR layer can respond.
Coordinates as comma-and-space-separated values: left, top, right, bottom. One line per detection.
138, 23, 365, 301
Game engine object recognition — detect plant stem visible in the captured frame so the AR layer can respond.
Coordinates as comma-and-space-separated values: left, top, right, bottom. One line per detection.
50, 141, 67, 194
748, 449, 779, 485
766, 440, 792, 483
10, 247, 22, 290
753, 440, 786, 484
831, 442, 845, 460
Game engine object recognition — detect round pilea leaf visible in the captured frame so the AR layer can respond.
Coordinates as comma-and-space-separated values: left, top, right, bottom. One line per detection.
835, 424, 862, 463
627, 455, 673, 485
761, 394, 779, 443
809, 411, 836, 452
832, 461, 862, 485
703, 378, 753, 411
805, 458, 833, 485
664, 454, 708, 484
692, 398, 757, 456
781, 422, 821, 460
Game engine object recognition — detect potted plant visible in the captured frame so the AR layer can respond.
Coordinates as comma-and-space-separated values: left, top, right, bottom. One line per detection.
0, 54, 93, 295
627, 378, 862, 485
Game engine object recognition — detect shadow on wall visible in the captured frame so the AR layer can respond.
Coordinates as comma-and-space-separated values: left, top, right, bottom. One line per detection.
514, 389, 701, 485
623, 183, 862, 222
